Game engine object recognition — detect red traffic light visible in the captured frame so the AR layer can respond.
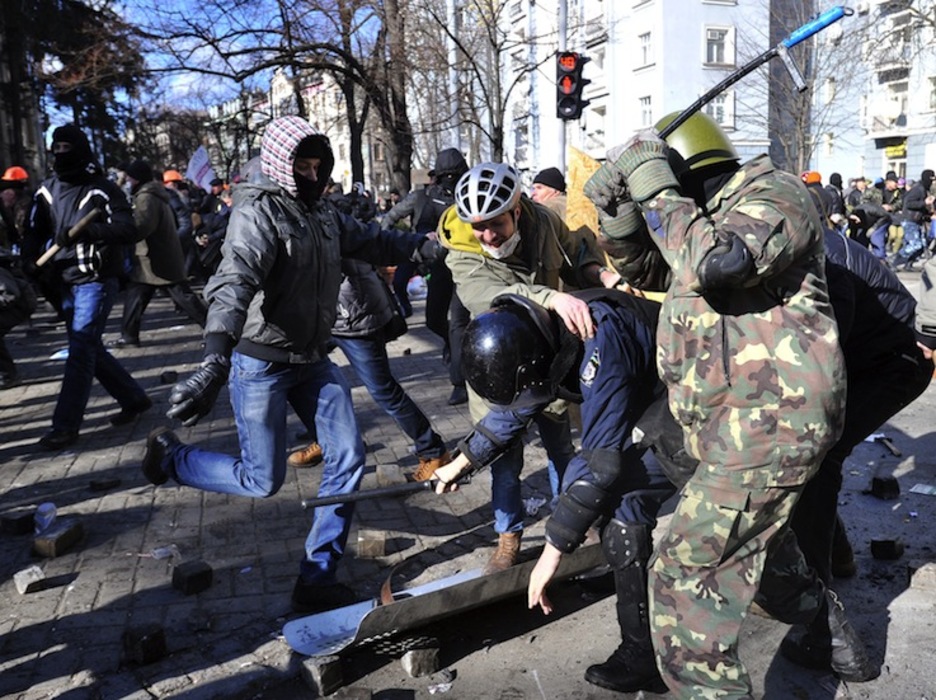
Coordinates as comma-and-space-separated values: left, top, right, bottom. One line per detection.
556, 51, 590, 120
558, 52, 579, 73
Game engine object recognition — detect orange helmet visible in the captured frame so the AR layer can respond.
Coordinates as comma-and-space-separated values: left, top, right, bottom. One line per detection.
2, 166, 29, 182
163, 169, 184, 183
800, 171, 822, 185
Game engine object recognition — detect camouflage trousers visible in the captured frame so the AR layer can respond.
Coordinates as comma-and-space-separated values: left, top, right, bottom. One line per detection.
648, 476, 824, 699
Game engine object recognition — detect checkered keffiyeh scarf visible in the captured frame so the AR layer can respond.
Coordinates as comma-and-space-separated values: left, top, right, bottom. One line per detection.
261, 116, 320, 197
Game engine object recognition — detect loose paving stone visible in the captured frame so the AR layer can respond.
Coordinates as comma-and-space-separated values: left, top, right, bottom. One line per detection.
14, 565, 45, 594
172, 559, 213, 595
299, 655, 343, 696
32, 518, 84, 558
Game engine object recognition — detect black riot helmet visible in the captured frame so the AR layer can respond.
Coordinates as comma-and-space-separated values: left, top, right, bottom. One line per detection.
462, 294, 581, 409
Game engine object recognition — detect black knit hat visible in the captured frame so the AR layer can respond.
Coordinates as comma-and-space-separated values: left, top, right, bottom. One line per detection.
533, 167, 566, 193
125, 159, 153, 183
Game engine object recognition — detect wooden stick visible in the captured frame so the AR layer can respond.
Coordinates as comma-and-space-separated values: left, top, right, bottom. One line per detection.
35, 208, 102, 268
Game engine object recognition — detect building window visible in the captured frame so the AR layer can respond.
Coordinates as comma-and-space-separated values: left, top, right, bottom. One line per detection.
639, 96, 653, 127
703, 91, 734, 129
639, 32, 652, 67
930, 77, 936, 111
705, 26, 734, 67
889, 80, 909, 120
514, 122, 529, 164
824, 77, 836, 105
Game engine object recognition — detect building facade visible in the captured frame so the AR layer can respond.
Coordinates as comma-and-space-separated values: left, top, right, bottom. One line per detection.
857, 0, 936, 182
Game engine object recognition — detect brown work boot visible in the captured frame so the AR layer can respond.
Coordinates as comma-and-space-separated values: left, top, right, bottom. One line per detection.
287, 442, 324, 468
484, 532, 522, 575
411, 451, 451, 482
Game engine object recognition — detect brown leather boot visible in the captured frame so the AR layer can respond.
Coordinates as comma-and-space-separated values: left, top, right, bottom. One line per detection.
484, 532, 522, 575
411, 451, 451, 482
287, 442, 324, 468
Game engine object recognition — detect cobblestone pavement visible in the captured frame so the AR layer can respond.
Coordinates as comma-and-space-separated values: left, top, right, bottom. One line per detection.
2, 279, 935, 700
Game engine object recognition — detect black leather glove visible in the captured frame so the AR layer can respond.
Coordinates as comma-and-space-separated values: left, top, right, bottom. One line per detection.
166, 354, 230, 427
53, 227, 73, 248
411, 236, 441, 265
21, 258, 39, 279
697, 232, 755, 291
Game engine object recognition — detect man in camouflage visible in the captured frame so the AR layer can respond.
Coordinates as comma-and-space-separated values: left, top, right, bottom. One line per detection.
585, 112, 877, 698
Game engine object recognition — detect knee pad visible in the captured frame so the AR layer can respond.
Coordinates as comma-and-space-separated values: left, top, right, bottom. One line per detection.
601, 519, 651, 570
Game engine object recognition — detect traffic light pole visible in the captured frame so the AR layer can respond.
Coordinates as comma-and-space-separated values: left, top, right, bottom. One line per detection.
448, 0, 462, 151
557, 0, 567, 175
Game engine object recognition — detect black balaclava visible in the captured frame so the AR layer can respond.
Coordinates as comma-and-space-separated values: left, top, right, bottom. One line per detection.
921, 169, 934, 191
674, 156, 740, 212
294, 135, 334, 206
433, 148, 469, 193
260, 116, 334, 206
51, 125, 95, 182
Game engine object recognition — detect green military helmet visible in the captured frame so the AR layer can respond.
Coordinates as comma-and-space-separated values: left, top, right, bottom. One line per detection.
654, 111, 739, 172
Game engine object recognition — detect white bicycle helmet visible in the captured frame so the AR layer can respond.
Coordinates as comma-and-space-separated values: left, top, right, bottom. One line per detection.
455, 162, 522, 223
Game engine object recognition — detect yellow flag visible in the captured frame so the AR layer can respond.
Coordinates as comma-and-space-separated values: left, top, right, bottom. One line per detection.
566, 146, 601, 240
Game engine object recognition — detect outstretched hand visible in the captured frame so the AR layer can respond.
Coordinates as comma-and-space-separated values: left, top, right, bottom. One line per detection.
433, 453, 472, 494
528, 543, 563, 615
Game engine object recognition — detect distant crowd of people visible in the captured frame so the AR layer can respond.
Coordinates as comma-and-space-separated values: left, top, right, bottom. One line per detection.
801, 168, 936, 270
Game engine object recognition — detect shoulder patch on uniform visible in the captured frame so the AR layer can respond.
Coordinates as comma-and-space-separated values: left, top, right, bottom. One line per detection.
580, 347, 600, 387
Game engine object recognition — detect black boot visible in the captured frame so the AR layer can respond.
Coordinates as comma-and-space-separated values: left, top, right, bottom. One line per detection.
781, 589, 879, 682
584, 521, 669, 694
830, 516, 856, 578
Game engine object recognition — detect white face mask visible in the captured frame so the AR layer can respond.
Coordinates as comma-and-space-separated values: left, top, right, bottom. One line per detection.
481, 231, 521, 259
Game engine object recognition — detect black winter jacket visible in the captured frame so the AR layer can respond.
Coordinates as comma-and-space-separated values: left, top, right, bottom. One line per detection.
25, 173, 140, 284
901, 181, 932, 224
332, 258, 395, 338
824, 229, 917, 374
203, 177, 426, 363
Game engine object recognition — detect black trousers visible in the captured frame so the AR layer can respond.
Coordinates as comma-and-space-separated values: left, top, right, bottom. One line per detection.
120, 281, 208, 342
791, 347, 932, 583
422, 259, 471, 387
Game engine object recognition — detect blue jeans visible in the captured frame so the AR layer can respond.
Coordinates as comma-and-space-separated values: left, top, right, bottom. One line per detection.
490, 411, 574, 533
54, 279, 147, 432
334, 334, 445, 459
172, 353, 366, 584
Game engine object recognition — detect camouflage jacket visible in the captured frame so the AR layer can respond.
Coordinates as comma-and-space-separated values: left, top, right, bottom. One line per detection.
638, 154, 845, 489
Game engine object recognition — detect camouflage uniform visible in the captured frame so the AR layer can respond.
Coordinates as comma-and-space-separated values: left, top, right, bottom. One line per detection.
637, 155, 846, 698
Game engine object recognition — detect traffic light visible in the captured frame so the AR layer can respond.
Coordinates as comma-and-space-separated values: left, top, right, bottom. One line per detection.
556, 51, 590, 120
